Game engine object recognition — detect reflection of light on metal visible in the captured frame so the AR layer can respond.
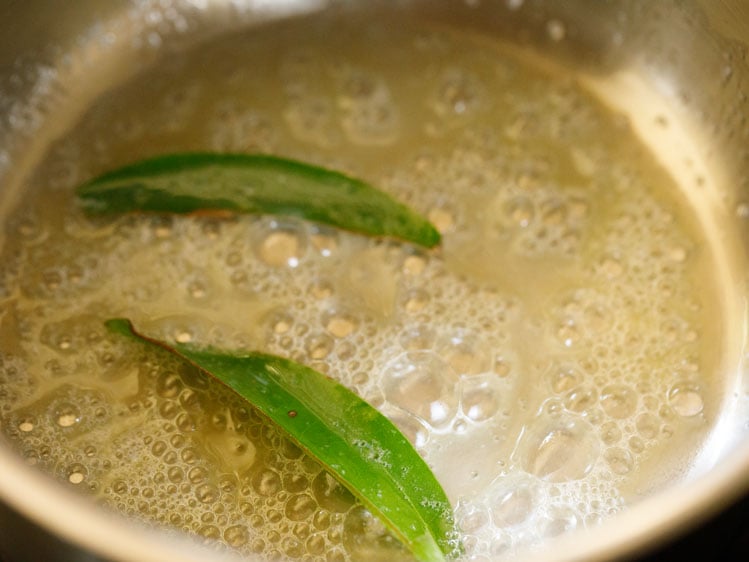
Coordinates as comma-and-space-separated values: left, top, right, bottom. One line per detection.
583, 70, 715, 205
704, 297, 749, 467
190, 0, 329, 16
582, 69, 748, 476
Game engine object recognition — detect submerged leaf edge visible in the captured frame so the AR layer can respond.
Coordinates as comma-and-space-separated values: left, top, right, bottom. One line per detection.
104, 318, 459, 562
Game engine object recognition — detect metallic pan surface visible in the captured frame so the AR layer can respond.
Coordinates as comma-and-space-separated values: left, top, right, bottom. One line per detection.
0, 1, 748, 561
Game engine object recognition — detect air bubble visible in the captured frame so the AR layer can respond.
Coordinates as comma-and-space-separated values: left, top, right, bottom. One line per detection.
604, 447, 633, 475
600, 385, 637, 419
402, 255, 427, 276
312, 509, 332, 531
546, 20, 566, 42
628, 436, 645, 453
519, 414, 599, 482
557, 321, 580, 347
151, 217, 173, 238
305, 333, 334, 360
540, 201, 568, 227
324, 312, 357, 338
439, 331, 492, 376
195, 483, 219, 504
283, 474, 309, 494
385, 410, 429, 448
456, 502, 490, 533
306, 534, 326, 555
175, 331, 192, 344
224, 524, 249, 548
600, 422, 621, 445
188, 280, 207, 299
68, 471, 85, 485
668, 383, 704, 417
285, 493, 318, 521
151, 440, 167, 456
399, 327, 435, 351
564, 386, 598, 413
310, 228, 338, 257
55, 403, 81, 427
167, 466, 184, 483
635, 413, 659, 439
490, 481, 536, 527
549, 367, 579, 394
282, 536, 305, 558
252, 469, 282, 496
381, 351, 458, 427
256, 222, 306, 268
188, 466, 208, 484
337, 69, 399, 145
309, 279, 334, 300
541, 506, 580, 538
272, 314, 293, 334
176, 413, 196, 433
494, 357, 511, 378
284, 95, 338, 147
42, 270, 63, 292
404, 289, 430, 313
156, 372, 183, 399
505, 196, 534, 228
343, 505, 400, 559
599, 257, 624, 279
210, 106, 276, 153
461, 375, 502, 422
198, 524, 220, 540
432, 68, 486, 117
15, 215, 43, 240
159, 400, 179, 420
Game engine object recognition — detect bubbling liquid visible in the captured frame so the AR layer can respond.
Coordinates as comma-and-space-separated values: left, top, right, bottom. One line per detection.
0, 12, 723, 562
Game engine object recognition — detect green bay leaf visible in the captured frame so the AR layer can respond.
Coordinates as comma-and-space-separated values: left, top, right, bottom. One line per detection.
77, 153, 441, 249
106, 318, 458, 562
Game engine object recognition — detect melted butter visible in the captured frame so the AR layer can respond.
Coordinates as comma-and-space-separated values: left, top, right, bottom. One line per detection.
0, 12, 731, 561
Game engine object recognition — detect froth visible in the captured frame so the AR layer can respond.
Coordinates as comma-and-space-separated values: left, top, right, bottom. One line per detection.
0, 13, 718, 562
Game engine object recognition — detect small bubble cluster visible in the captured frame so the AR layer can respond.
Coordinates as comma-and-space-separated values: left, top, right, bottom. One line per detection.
0, 11, 722, 562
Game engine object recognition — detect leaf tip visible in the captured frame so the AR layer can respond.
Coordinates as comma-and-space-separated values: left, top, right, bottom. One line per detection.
424, 226, 442, 249
104, 318, 136, 338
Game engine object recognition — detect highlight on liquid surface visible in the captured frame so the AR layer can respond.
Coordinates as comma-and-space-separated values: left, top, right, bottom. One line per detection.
0, 11, 725, 562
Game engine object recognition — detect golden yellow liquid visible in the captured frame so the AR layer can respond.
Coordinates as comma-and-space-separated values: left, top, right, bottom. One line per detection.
0, 12, 724, 561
